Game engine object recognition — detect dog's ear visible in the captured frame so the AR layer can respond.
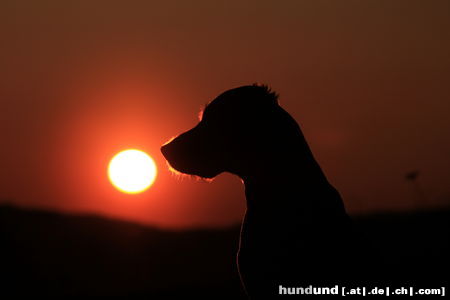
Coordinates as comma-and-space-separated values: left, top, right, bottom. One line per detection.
258, 105, 306, 151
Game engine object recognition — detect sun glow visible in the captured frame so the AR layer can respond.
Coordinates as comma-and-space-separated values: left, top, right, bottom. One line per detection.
108, 149, 157, 194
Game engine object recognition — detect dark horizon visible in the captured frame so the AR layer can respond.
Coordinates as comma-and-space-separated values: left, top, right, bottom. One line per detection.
1, 203, 448, 297
4, 198, 450, 231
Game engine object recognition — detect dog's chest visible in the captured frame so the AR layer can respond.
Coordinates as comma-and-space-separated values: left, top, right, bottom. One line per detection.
238, 209, 308, 254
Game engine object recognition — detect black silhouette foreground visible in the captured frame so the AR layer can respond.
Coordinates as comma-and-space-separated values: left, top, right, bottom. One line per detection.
161, 85, 365, 297
2, 205, 449, 297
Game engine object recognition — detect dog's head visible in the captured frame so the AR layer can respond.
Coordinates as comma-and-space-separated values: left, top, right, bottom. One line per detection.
161, 85, 303, 179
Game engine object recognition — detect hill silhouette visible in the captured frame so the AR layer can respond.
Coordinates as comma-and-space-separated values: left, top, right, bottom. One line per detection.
1, 205, 449, 297
0, 205, 245, 297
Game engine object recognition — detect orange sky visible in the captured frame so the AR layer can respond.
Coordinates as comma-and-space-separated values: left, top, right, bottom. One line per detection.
1, 0, 449, 228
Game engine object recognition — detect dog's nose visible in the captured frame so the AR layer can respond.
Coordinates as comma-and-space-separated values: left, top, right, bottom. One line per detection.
160, 144, 170, 159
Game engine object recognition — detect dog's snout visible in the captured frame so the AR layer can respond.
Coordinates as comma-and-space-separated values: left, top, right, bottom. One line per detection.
161, 126, 221, 178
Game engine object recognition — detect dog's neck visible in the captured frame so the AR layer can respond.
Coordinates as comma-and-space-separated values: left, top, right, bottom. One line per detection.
239, 150, 331, 211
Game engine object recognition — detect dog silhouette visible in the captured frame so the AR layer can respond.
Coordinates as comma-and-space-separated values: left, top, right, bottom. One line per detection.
161, 85, 362, 298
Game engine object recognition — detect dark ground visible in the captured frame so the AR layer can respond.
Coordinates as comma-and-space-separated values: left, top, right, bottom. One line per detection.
1, 205, 449, 298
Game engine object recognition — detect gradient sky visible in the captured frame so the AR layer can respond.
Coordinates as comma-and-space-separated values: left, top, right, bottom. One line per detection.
1, 0, 449, 228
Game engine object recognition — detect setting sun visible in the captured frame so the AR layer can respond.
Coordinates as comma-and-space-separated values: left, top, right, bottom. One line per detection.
108, 149, 157, 194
